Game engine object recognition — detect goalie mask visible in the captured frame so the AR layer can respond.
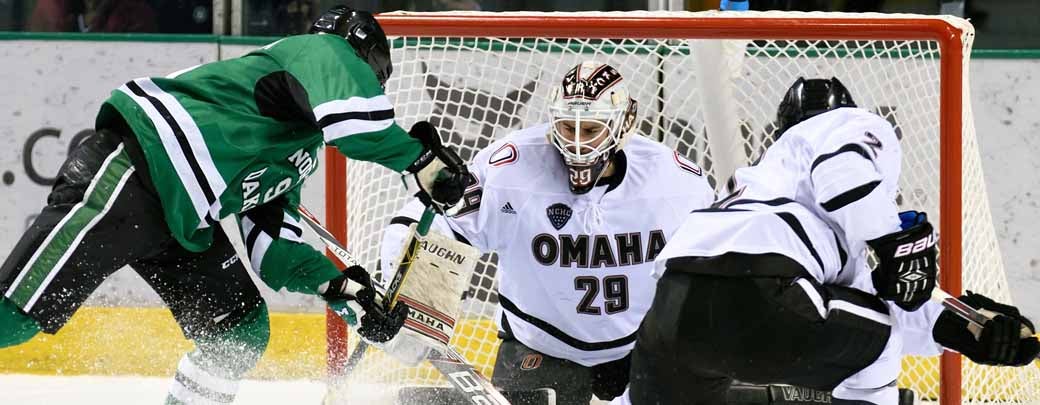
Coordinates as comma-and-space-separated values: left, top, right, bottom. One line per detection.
310, 6, 392, 87
547, 61, 637, 194
775, 76, 856, 137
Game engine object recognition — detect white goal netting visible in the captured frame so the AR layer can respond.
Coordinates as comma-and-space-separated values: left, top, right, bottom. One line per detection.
327, 11, 1040, 404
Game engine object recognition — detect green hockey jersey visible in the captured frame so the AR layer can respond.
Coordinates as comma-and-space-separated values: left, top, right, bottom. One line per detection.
98, 34, 420, 249
96, 34, 423, 292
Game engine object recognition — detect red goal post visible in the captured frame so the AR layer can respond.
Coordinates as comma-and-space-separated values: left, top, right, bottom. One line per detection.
320, 11, 1023, 405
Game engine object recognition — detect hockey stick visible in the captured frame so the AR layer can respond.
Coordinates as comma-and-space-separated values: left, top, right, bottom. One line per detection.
296, 206, 371, 377
296, 205, 511, 405
297, 204, 430, 375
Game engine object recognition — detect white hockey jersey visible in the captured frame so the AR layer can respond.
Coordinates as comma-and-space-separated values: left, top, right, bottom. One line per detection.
655, 107, 944, 362
380, 123, 715, 366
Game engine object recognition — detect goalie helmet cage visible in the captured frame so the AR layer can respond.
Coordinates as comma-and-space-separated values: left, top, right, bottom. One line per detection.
322, 11, 1040, 405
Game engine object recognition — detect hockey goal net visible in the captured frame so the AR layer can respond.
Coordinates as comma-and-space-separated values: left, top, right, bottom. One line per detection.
322, 11, 1040, 405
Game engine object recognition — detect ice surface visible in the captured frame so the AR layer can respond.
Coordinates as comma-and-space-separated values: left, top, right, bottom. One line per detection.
0, 374, 325, 404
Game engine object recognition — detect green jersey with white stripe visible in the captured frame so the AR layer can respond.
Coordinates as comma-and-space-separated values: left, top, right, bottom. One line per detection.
97, 34, 422, 252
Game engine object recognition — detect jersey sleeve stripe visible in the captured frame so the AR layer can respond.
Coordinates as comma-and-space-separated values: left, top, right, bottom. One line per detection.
499, 294, 637, 351
773, 212, 825, 272
834, 232, 848, 270
313, 96, 393, 122
819, 180, 881, 212
810, 143, 873, 173
315, 96, 398, 143
317, 109, 395, 128
321, 118, 395, 144
278, 223, 304, 243
690, 207, 751, 213
241, 217, 269, 274
279, 210, 304, 239
726, 197, 797, 208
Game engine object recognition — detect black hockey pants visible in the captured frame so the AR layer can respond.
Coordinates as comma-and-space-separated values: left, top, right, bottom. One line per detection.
492, 325, 631, 404
628, 253, 891, 405
0, 120, 263, 339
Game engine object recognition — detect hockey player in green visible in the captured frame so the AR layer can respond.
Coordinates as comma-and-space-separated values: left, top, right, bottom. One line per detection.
0, 6, 468, 404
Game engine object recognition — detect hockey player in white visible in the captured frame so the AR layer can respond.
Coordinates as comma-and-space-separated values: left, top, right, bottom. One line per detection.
624, 77, 1040, 405
379, 61, 715, 404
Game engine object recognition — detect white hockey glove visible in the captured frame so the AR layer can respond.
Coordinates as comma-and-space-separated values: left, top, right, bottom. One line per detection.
321, 265, 408, 343
867, 210, 938, 311
404, 121, 468, 215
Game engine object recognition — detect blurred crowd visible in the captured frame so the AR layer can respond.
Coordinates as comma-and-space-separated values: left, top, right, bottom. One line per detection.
1, 0, 212, 33
0, 0, 1034, 48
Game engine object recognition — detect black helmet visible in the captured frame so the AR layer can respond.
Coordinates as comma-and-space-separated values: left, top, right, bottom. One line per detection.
310, 6, 392, 87
775, 76, 856, 137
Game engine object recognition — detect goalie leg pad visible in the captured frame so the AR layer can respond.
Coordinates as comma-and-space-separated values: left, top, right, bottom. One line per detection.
491, 335, 594, 405
390, 226, 481, 346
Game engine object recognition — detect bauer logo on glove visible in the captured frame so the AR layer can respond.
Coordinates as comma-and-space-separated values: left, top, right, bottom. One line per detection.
868, 210, 939, 311
893, 231, 937, 258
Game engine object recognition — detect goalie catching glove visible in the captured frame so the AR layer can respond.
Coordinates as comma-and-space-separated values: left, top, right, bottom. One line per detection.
321, 265, 409, 343
868, 210, 938, 311
933, 291, 1039, 366
404, 121, 468, 215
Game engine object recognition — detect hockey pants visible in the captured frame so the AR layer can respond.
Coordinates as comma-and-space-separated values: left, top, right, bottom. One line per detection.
492, 324, 631, 404
628, 253, 894, 405
0, 125, 269, 403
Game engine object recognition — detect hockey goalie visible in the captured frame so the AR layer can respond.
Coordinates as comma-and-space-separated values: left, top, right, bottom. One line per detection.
380, 61, 716, 404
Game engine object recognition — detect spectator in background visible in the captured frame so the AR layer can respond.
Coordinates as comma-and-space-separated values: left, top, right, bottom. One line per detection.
29, 0, 158, 32
154, 0, 212, 34
431, 0, 481, 10
245, 0, 317, 36
0, 0, 28, 31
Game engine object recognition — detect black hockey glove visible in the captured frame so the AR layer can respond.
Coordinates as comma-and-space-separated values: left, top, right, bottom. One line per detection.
867, 210, 938, 311
405, 121, 467, 215
323, 265, 409, 343
933, 291, 1039, 366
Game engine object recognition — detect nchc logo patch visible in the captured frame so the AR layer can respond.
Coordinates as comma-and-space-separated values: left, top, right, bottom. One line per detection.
546, 203, 573, 230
